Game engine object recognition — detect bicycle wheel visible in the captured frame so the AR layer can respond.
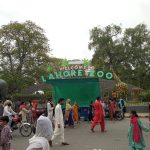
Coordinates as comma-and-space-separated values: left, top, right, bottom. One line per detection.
19, 123, 32, 137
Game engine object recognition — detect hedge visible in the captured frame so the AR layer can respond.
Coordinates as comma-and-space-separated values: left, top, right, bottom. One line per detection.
139, 90, 150, 102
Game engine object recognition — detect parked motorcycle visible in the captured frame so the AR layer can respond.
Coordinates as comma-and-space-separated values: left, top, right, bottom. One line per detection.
12, 114, 33, 137
105, 104, 124, 121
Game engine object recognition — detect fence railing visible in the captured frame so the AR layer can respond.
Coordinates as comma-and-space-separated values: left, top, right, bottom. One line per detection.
126, 101, 148, 106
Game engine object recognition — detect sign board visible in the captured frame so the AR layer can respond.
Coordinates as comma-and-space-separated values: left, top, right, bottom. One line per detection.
41, 65, 113, 82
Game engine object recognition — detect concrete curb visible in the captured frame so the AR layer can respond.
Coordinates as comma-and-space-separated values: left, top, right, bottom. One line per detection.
125, 113, 149, 118
125, 116, 149, 118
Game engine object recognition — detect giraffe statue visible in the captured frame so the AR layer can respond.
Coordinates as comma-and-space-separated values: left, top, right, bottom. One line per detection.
112, 70, 128, 98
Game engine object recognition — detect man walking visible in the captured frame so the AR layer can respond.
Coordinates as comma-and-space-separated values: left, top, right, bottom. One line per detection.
91, 97, 106, 132
47, 97, 54, 121
52, 98, 69, 145
118, 98, 126, 117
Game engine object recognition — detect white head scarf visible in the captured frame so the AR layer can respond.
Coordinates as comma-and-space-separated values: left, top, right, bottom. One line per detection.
35, 115, 53, 141
26, 115, 53, 150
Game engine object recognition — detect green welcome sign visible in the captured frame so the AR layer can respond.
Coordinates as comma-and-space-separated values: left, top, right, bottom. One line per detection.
41, 60, 113, 82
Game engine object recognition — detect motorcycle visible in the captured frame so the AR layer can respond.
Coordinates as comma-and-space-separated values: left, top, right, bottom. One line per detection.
12, 114, 33, 137
105, 104, 124, 121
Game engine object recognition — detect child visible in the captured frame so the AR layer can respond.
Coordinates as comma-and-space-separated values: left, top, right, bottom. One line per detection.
128, 111, 149, 150
0, 116, 12, 150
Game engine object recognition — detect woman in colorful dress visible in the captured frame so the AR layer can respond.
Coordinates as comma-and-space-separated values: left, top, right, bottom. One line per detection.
31, 100, 38, 123
64, 99, 74, 127
73, 101, 79, 124
109, 98, 117, 120
128, 110, 149, 150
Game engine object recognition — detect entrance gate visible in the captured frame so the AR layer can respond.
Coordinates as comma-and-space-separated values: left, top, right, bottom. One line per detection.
46, 78, 100, 106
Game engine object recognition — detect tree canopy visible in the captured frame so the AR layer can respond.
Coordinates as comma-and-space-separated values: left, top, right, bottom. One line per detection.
89, 24, 150, 89
0, 21, 51, 93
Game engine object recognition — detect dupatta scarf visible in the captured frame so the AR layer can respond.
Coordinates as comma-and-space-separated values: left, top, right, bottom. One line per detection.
130, 117, 141, 143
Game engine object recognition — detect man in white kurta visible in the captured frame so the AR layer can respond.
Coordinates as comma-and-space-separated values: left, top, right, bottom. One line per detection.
47, 98, 54, 121
52, 98, 69, 145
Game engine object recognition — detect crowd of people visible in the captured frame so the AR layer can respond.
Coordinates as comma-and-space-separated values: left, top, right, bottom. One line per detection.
0, 99, 38, 150
89, 97, 126, 121
0, 97, 149, 150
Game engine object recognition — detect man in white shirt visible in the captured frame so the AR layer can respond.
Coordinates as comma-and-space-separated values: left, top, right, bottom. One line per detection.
47, 98, 54, 121
100, 99, 106, 116
3, 100, 16, 128
52, 98, 69, 146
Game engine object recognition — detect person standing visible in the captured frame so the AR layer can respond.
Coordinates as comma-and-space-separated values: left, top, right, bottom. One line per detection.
31, 100, 38, 123
14, 100, 21, 113
0, 116, 12, 150
73, 101, 80, 124
100, 99, 106, 117
27, 100, 33, 124
52, 98, 69, 145
88, 101, 94, 121
118, 98, 126, 117
128, 110, 149, 150
3, 100, 16, 128
91, 97, 106, 132
109, 98, 116, 120
26, 115, 53, 150
47, 98, 54, 121
19, 102, 29, 122
64, 99, 74, 127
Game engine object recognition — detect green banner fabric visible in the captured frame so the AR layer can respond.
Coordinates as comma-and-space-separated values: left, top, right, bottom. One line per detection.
46, 78, 100, 107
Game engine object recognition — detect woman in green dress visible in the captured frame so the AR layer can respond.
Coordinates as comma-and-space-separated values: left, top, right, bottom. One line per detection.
128, 111, 149, 150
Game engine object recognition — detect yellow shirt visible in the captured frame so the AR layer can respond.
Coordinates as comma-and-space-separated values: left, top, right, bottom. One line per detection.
66, 103, 72, 111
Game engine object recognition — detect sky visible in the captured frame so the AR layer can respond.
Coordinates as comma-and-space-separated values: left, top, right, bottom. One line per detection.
1, 0, 150, 60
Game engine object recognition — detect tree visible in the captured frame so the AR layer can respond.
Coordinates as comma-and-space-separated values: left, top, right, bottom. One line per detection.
123, 24, 150, 88
89, 24, 150, 89
89, 24, 126, 73
0, 21, 51, 93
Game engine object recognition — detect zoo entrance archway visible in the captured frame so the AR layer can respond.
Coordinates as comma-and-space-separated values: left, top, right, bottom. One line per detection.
46, 78, 100, 107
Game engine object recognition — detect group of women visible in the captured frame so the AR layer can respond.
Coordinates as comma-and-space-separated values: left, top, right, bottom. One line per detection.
47, 98, 80, 128
89, 97, 125, 121
64, 99, 79, 127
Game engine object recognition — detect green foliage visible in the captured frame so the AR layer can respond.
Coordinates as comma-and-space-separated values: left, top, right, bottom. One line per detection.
43, 89, 53, 99
139, 90, 150, 102
45, 57, 62, 76
11, 89, 52, 102
83, 58, 91, 66
62, 59, 69, 67
47, 66, 53, 73
11, 93, 41, 102
89, 24, 124, 71
89, 24, 150, 89
0, 21, 51, 94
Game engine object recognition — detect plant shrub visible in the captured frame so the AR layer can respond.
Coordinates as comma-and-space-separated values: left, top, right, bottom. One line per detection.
139, 90, 150, 102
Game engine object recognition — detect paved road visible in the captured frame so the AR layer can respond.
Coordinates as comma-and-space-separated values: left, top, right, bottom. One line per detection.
11, 118, 150, 150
